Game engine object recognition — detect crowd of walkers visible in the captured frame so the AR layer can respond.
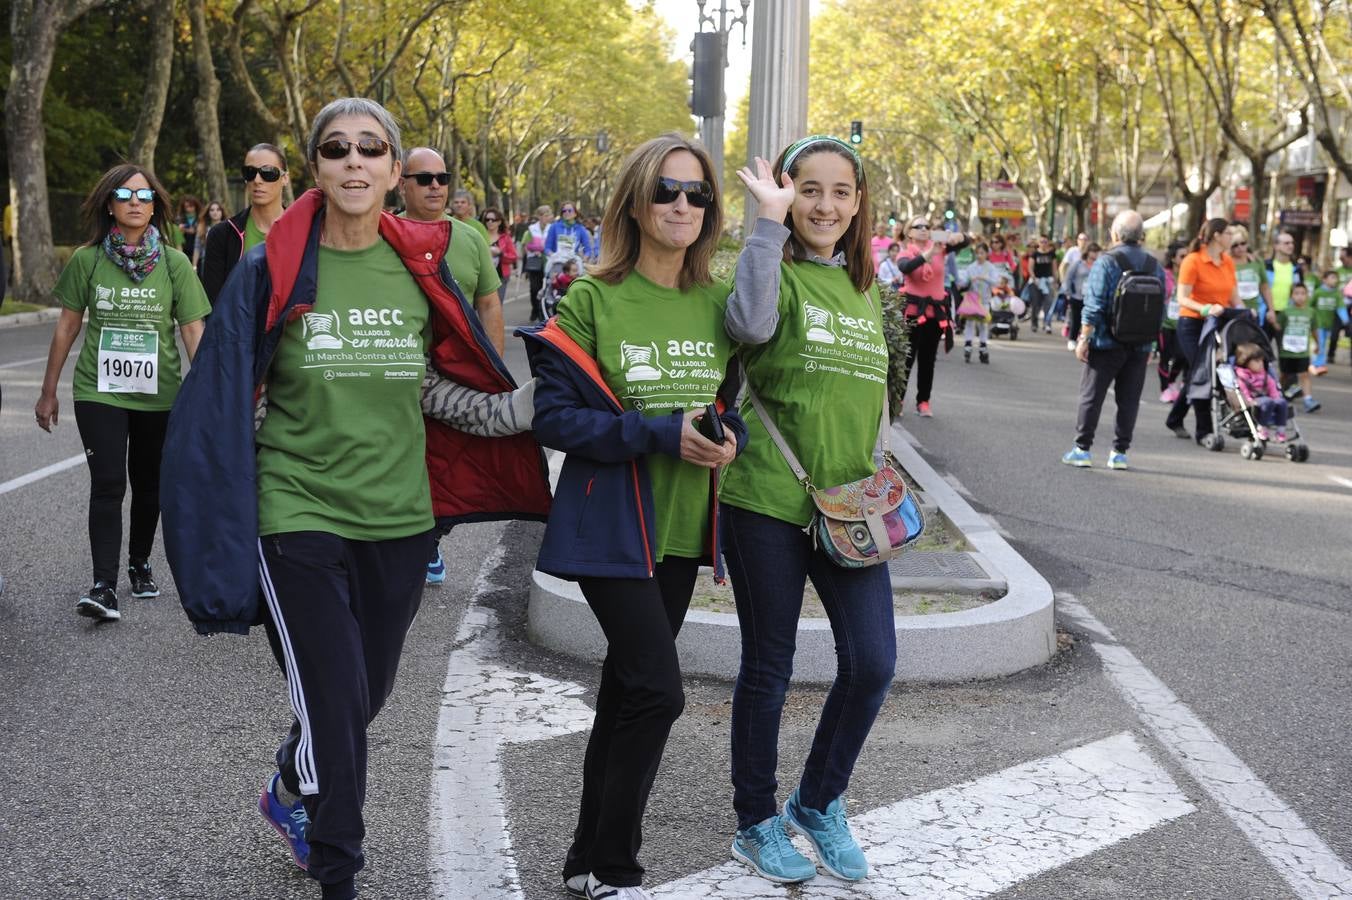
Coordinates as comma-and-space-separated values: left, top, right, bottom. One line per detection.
870, 211, 1350, 468
30, 107, 911, 900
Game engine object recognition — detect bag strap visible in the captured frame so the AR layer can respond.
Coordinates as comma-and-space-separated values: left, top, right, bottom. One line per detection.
744, 379, 891, 494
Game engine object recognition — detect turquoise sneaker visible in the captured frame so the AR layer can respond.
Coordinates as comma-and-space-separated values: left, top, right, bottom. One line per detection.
731, 815, 816, 883
1107, 452, 1129, 470
783, 790, 868, 881
426, 547, 446, 585
1061, 447, 1091, 467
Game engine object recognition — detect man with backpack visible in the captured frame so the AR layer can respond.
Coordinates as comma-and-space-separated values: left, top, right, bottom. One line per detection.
1062, 210, 1166, 470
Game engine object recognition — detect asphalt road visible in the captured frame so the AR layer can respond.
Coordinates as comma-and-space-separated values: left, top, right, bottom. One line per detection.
1, 288, 1349, 900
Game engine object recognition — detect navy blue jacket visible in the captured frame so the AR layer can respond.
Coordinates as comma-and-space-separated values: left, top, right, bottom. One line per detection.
160, 189, 551, 635
518, 318, 747, 581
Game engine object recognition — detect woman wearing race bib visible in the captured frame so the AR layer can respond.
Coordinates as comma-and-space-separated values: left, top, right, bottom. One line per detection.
34, 164, 210, 623
1229, 225, 1268, 319
721, 137, 893, 885
520, 134, 744, 900
1157, 240, 1188, 401
1167, 218, 1241, 444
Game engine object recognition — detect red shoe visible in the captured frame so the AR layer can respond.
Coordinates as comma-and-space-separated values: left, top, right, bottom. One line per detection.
917, 401, 933, 417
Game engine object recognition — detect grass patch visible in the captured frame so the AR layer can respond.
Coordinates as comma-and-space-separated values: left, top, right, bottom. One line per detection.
688, 572, 997, 618
0, 297, 46, 315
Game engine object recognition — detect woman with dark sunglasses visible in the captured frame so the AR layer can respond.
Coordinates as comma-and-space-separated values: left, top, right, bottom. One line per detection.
34, 163, 210, 623
160, 97, 549, 900
520, 133, 745, 900
481, 206, 517, 303
200, 143, 289, 302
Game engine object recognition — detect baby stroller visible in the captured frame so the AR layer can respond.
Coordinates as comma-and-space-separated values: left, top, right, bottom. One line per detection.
987, 285, 1023, 340
539, 249, 584, 318
1209, 315, 1310, 462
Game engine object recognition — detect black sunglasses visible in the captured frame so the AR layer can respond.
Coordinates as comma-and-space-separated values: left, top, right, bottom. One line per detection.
241, 165, 284, 183
112, 188, 155, 203
652, 177, 713, 208
403, 172, 450, 186
483, 215, 500, 222
909, 223, 930, 230
315, 137, 392, 160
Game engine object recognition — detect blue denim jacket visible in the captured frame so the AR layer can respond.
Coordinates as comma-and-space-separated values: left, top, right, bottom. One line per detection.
1082, 242, 1166, 353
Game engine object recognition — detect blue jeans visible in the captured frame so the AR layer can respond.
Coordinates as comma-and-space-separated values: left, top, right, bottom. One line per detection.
723, 504, 896, 829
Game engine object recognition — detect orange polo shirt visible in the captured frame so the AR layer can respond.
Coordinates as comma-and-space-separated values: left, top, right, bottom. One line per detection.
1177, 250, 1237, 318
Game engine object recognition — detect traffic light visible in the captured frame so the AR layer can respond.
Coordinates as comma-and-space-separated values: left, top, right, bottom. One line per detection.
944, 201, 956, 221
850, 120, 863, 145
690, 32, 723, 118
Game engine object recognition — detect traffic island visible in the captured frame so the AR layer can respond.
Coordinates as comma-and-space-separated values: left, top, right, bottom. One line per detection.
528, 423, 1055, 683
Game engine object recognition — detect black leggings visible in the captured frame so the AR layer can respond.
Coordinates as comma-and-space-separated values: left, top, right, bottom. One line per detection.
528, 268, 546, 320
903, 314, 944, 405
564, 556, 699, 888
73, 400, 170, 586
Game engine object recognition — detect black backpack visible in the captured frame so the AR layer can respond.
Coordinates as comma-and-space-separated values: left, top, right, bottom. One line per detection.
1107, 247, 1166, 345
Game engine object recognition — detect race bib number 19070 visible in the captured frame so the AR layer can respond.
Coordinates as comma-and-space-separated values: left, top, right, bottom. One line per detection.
97, 327, 159, 394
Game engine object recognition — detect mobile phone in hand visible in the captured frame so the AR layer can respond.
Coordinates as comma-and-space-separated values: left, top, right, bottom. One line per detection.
697, 403, 725, 443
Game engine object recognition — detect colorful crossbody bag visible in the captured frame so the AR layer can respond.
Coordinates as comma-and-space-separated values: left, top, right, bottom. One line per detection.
745, 385, 925, 568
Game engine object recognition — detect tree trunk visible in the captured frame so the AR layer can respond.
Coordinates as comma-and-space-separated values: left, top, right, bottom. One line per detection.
1184, 194, 1208, 238
128, 0, 176, 168
188, 0, 229, 204
5, 0, 106, 303
1246, 152, 1268, 242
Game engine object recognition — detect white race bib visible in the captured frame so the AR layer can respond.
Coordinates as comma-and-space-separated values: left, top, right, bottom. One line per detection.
1237, 278, 1260, 300
97, 327, 158, 394
1281, 322, 1310, 355
1166, 298, 1180, 320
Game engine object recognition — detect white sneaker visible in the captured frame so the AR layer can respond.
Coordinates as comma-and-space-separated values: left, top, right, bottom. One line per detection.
586, 875, 653, 899
565, 874, 589, 898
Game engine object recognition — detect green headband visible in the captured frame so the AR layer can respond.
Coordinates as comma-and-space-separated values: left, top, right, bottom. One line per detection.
781, 134, 863, 179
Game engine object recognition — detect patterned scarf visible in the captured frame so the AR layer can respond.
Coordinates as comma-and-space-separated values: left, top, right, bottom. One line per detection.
102, 224, 162, 283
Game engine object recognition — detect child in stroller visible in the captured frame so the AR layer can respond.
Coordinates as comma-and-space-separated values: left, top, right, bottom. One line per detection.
987, 280, 1022, 340
1213, 317, 1310, 462
1232, 342, 1288, 443
539, 253, 583, 318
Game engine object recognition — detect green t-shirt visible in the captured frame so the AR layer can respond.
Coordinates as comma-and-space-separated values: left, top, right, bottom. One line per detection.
719, 261, 888, 528
243, 215, 267, 253
398, 212, 501, 299
1276, 305, 1315, 359
554, 272, 733, 562
1270, 260, 1294, 312
255, 241, 433, 541
1313, 286, 1342, 329
457, 215, 491, 242
55, 245, 211, 411
1234, 260, 1265, 311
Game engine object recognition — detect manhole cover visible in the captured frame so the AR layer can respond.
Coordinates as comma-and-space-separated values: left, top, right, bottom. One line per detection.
889, 551, 988, 580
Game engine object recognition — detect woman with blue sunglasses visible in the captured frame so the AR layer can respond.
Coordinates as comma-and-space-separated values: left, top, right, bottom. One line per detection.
34, 163, 210, 623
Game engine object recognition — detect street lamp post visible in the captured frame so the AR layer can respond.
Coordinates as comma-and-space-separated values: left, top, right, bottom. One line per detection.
694, 0, 751, 184
744, 0, 810, 233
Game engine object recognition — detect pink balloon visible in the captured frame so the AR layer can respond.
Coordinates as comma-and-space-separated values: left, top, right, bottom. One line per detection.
1010, 297, 1026, 316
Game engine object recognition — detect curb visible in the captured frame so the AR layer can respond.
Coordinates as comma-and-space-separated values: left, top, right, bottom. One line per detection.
528, 425, 1055, 684
0, 307, 62, 330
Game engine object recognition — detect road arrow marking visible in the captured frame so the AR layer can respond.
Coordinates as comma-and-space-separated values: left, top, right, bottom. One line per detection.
428, 545, 594, 900
652, 731, 1193, 898
1060, 595, 1352, 899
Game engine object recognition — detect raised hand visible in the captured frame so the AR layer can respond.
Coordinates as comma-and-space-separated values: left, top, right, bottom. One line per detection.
735, 156, 795, 222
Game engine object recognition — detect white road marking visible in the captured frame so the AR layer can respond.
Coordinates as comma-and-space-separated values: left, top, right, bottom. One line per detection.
0, 354, 52, 369
653, 732, 1193, 898
427, 544, 593, 900
1327, 475, 1352, 491
0, 453, 85, 496
1059, 595, 1352, 899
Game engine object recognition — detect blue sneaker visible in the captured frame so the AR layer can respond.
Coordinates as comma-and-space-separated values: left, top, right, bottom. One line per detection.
731, 815, 816, 883
1061, 447, 1091, 467
1107, 452, 1129, 470
1303, 395, 1321, 413
426, 547, 446, 585
258, 773, 309, 871
783, 789, 868, 881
